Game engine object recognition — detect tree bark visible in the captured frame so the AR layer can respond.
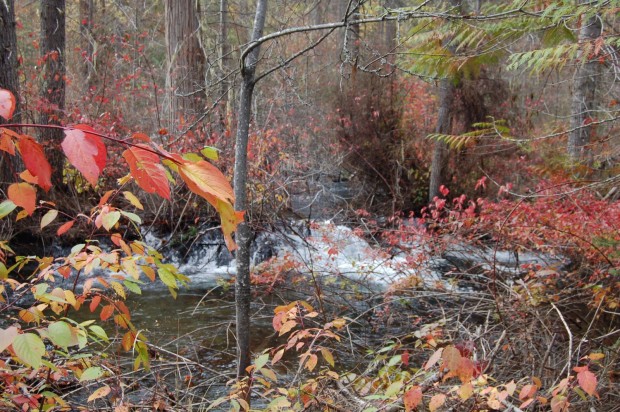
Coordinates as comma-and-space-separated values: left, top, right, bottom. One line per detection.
79, 0, 95, 91
428, 79, 455, 202
0, 0, 21, 186
233, 0, 267, 387
0, 0, 20, 125
568, 3, 601, 164
40, 0, 66, 183
428, 0, 460, 202
164, 0, 206, 133
218, 0, 231, 130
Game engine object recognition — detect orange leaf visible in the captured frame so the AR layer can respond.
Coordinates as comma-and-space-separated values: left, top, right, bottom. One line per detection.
0, 130, 16, 155
87, 385, 111, 402
131, 132, 151, 142
19, 170, 38, 184
429, 394, 446, 412
57, 220, 75, 236
442, 345, 462, 373
178, 160, 234, 205
90, 295, 101, 313
218, 199, 244, 251
62, 125, 106, 186
100, 304, 114, 321
178, 160, 241, 250
404, 386, 422, 412
8, 182, 36, 215
16, 136, 52, 191
122, 145, 170, 199
519, 384, 537, 400
0, 89, 16, 120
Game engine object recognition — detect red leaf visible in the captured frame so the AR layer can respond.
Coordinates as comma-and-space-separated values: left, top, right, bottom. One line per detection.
0, 89, 16, 120
8, 182, 36, 215
122, 145, 170, 199
577, 368, 597, 396
404, 386, 422, 412
56, 220, 75, 236
16, 136, 52, 191
62, 125, 106, 186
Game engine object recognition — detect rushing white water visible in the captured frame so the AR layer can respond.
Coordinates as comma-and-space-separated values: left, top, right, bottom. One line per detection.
139, 221, 566, 292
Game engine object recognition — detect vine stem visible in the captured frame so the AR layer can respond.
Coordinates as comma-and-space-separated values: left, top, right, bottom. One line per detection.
0, 123, 182, 164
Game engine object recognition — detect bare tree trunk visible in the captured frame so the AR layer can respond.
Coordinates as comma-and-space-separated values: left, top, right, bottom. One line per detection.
40, 0, 66, 183
428, 79, 455, 202
79, 0, 95, 91
164, 0, 206, 133
0, 0, 21, 186
218, 0, 231, 130
428, 0, 460, 202
233, 0, 267, 387
568, 3, 601, 164
0, 0, 20, 124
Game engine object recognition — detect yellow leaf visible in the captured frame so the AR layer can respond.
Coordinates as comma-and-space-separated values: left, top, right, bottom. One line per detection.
123, 191, 144, 210
458, 383, 473, 400
88, 385, 111, 402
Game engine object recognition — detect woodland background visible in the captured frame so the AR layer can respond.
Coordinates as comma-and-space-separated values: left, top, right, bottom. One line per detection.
0, 1, 618, 411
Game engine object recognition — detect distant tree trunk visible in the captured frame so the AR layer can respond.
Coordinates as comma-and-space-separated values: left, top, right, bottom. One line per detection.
233, 0, 267, 388
40, 0, 66, 183
79, 0, 95, 91
568, 4, 602, 164
428, 80, 455, 202
428, 0, 460, 202
0, 0, 20, 125
218, 0, 230, 130
0, 0, 21, 185
164, 0, 206, 133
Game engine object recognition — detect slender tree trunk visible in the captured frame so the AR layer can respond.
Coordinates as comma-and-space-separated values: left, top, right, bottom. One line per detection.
218, 0, 231, 130
233, 0, 267, 386
0, 0, 20, 124
428, 79, 455, 201
0, 0, 21, 186
568, 3, 601, 163
428, 0, 460, 202
79, 0, 95, 91
164, 0, 206, 133
40, 0, 66, 183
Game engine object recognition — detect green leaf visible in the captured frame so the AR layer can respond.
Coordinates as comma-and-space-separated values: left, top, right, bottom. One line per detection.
157, 267, 177, 289
0, 261, 8, 279
47, 321, 74, 348
102, 211, 121, 231
13, 333, 46, 368
40, 209, 58, 229
182, 153, 203, 162
385, 380, 403, 397
200, 146, 219, 161
0, 200, 17, 218
121, 211, 142, 225
88, 325, 109, 342
80, 366, 104, 381
254, 353, 270, 371
123, 280, 142, 295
